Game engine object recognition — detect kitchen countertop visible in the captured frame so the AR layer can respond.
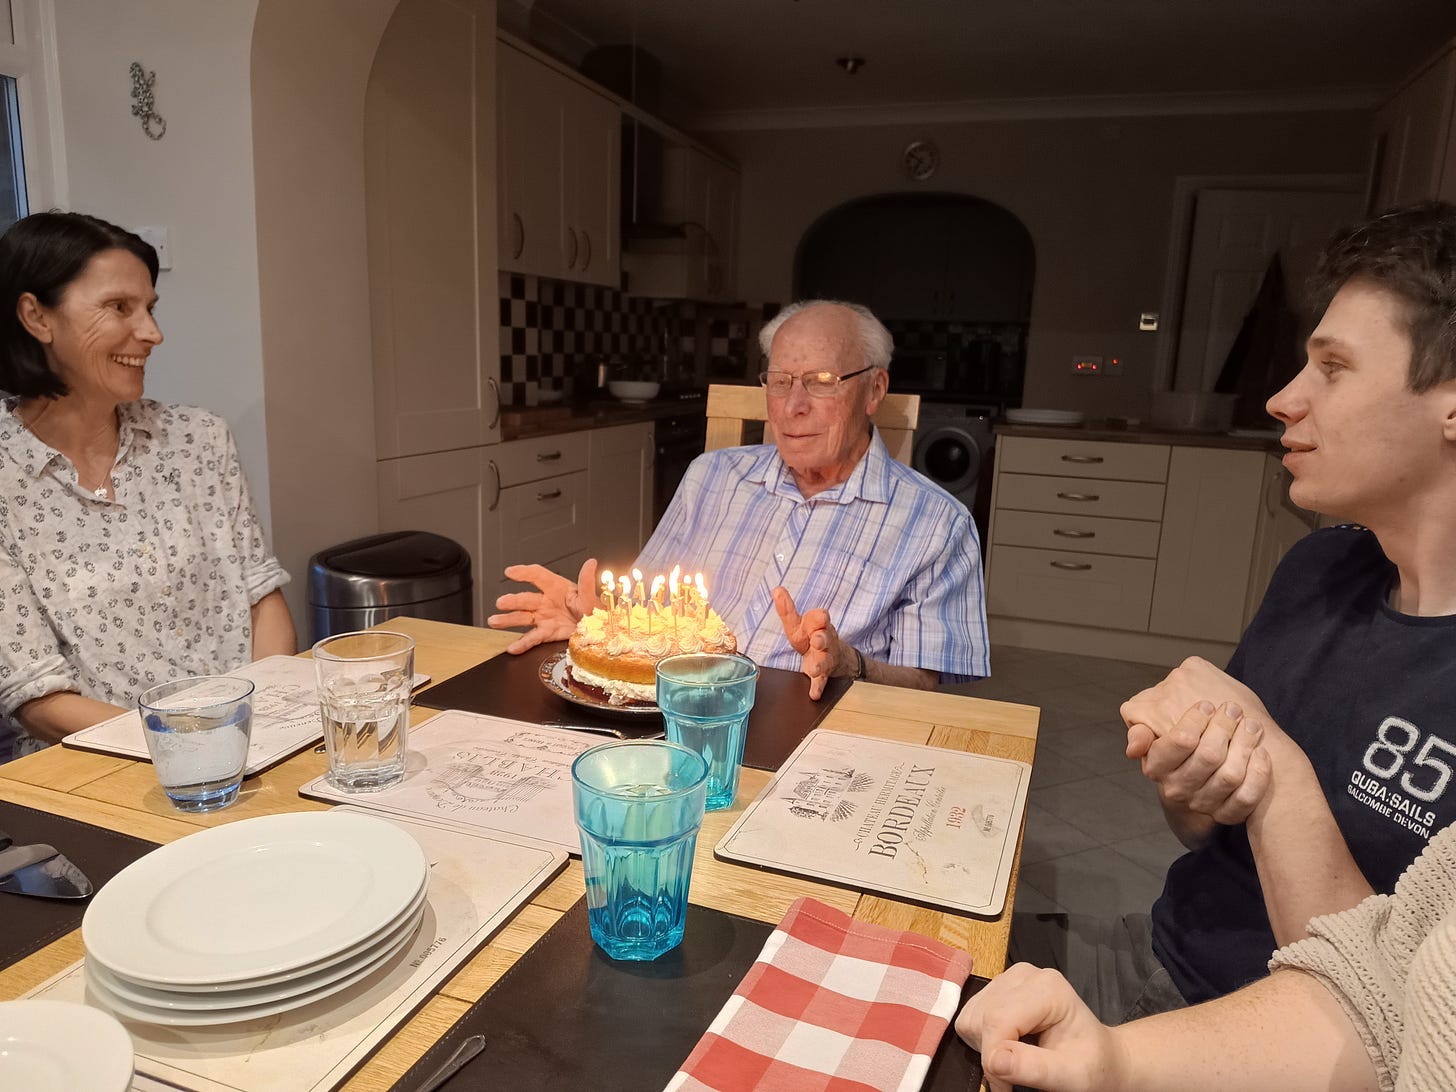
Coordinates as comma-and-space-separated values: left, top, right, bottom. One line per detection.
503, 395, 707, 441
994, 421, 1284, 452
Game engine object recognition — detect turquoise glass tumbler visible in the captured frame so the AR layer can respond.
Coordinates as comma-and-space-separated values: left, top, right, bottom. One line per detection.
571, 740, 709, 961
656, 653, 759, 811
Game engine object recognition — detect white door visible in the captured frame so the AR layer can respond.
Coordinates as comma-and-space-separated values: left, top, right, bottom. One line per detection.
1174, 188, 1361, 392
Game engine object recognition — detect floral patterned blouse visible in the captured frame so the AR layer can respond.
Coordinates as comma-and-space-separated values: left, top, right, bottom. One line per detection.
0, 399, 288, 730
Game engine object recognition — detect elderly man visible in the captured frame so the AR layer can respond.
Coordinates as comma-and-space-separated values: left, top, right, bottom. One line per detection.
487, 299, 989, 697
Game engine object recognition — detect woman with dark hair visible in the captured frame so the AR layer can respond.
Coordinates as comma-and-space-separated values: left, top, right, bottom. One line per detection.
0, 211, 295, 758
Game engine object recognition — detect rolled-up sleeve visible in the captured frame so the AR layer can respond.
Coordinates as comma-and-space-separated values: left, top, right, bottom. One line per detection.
216, 420, 289, 605
0, 548, 77, 715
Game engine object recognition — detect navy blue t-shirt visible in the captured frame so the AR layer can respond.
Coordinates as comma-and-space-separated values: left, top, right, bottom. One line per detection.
1150, 525, 1456, 1004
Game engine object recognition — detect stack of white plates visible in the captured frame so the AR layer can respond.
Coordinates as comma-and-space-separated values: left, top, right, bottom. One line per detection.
81, 812, 428, 1026
1005, 408, 1086, 426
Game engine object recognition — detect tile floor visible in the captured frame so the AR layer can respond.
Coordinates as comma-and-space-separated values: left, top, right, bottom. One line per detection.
944, 645, 1190, 920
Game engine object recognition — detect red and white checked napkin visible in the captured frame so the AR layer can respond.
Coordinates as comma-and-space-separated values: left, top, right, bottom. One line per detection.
665, 897, 974, 1092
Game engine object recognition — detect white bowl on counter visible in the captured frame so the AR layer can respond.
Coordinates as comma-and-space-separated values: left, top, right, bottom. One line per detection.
608, 380, 661, 403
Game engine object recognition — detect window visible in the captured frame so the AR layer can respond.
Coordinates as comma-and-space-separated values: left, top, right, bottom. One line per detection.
1, 74, 26, 231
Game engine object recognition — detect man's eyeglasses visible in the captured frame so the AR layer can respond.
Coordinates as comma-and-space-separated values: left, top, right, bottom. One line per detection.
758, 365, 877, 398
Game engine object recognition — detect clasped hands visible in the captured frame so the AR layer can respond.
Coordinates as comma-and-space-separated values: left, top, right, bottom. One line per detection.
485, 560, 849, 701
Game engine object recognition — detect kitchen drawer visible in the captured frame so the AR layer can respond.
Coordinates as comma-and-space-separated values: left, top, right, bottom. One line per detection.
988, 545, 1154, 631
493, 432, 589, 487
996, 473, 1167, 521
997, 436, 1170, 482
992, 509, 1162, 558
498, 469, 588, 565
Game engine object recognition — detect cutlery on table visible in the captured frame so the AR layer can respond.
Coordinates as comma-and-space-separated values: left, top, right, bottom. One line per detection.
414, 1033, 488, 1092
0, 839, 94, 899
541, 720, 664, 740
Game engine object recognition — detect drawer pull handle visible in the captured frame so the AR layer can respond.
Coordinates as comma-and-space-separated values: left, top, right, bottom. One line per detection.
1050, 560, 1092, 571
1060, 454, 1104, 463
536, 488, 563, 502
1056, 491, 1101, 501
536, 451, 563, 463
1053, 529, 1095, 538
487, 460, 501, 512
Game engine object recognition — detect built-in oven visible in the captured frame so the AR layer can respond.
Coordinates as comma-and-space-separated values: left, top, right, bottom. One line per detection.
653, 399, 707, 524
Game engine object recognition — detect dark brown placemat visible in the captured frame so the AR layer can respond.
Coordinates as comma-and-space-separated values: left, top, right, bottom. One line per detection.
0, 799, 159, 971
391, 897, 984, 1092
415, 642, 850, 770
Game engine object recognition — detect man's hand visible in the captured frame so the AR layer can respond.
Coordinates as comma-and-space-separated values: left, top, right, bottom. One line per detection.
1120, 655, 1272, 755
486, 559, 600, 654
1135, 699, 1273, 826
955, 963, 1126, 1092
771, 586, 849, 700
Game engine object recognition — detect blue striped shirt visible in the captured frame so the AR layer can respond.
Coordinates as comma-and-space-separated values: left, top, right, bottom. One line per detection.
635, 430, 989, 681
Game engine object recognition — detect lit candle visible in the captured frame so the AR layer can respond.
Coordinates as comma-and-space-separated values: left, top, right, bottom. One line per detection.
649, 575, 666, 636
669, 565, 682, 618
600, 569, 615, 613
619, 575, 632, 635
631, 568, 645, 607
695, 573, 707, 620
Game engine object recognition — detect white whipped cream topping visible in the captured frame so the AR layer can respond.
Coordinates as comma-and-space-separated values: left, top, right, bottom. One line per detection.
566, 659, 656, 705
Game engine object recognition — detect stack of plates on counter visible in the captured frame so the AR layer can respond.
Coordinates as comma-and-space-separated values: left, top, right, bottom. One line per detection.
1005, 408, 1086, 426
81, 812, 428, 1026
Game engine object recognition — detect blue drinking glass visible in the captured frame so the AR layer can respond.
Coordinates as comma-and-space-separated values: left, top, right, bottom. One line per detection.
571, 740, 709, 961
656, 653, 759, 811
138, 676, 255, 813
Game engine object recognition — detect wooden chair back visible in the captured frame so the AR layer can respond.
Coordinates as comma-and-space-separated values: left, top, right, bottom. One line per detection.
704, 384, 921, 465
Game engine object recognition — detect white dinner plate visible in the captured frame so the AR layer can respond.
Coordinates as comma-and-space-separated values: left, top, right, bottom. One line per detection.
0, 1000, 134, 1092
96, 866, 428, 994
1005, 408, 1085, 425
83, 907, 423, 1027
89, 893, 427, 1008
83, 812, 428, 987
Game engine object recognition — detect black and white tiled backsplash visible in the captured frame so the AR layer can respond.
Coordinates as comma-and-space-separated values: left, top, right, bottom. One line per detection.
496, 273, 1025, 407
498, 273, 779, 407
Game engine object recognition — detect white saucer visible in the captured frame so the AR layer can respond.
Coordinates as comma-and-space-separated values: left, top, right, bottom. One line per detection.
83, 812, 427, 987
0, 1000, 133, 1092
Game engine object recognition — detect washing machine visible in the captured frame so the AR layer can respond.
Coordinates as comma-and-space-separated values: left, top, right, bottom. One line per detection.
912, 403, 996, 540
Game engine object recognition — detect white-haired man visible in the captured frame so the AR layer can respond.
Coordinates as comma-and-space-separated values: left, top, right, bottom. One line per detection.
488, 299, 989, 697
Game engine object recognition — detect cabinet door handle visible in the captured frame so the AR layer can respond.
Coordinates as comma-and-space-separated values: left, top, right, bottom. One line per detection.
1053, 528, 1095, 538
1060, 454, 1104, 464
580, 229, 592, 271
486, 376, 501, 430
1055, 491, 1101, 501
566, 226, 579, 269
487, 459, 501, 512
1050, 560, 1092, 571
536, 450, 562, 463
536, 488, 562, 502
511, 213, 524, 261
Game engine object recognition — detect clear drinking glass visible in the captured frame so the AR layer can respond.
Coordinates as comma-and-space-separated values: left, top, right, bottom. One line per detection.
656, 653, 759, 811
312, 630, 414, 792
138, 676, 255, 813
571, 740, 709, 961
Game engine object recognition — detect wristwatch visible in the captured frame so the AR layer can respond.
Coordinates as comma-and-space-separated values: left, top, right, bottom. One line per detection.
850, 646, 866, 681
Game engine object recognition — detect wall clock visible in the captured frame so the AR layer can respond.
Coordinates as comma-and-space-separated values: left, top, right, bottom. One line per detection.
903, 140, 940, 182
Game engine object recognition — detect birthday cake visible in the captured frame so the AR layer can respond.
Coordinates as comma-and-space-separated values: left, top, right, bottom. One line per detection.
566, 570, 737, 706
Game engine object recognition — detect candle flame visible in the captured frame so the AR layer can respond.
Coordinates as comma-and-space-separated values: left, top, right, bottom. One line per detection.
650, 575, 665, 603
694, 573, 707, 601
669, 564, 681, 596
618, 575, 630, 599
600, 569, 614, 589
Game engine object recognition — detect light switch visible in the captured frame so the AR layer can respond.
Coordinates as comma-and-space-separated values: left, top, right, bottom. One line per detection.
136, 225, 173, 270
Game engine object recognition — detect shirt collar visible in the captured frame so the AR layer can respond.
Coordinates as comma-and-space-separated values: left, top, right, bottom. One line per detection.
760, 426, 892, 505
0, 398, 153, 479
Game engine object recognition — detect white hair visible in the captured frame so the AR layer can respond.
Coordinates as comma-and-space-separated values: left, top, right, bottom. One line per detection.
757, 299, 894, 372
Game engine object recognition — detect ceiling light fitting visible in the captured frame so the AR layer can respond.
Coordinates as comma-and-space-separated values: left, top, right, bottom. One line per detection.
835, 56, 866, 76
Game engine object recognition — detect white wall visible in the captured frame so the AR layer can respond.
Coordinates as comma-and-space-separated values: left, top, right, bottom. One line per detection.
50, 0, 271, 529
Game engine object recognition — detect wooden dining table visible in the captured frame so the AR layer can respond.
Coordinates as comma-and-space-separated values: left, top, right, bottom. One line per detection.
0, 617, 1039, 1090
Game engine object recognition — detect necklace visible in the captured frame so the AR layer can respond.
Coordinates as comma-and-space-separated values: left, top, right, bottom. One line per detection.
14, 404, 118, 500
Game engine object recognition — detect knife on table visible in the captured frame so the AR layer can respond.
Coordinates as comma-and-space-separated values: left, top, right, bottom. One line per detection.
0, 842, 95, 899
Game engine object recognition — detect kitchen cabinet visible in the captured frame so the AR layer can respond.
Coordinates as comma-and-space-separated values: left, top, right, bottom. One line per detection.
1370, 38, 1456, 208
1243, 455, 1318, 625
377, 446, 499, 627
587, 422, 655, 573
497, 40, 620, 287
622, 145, 740, 301
364, 0, 501, 461
492, 432, 592, 604
987, 435, 1299, 664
